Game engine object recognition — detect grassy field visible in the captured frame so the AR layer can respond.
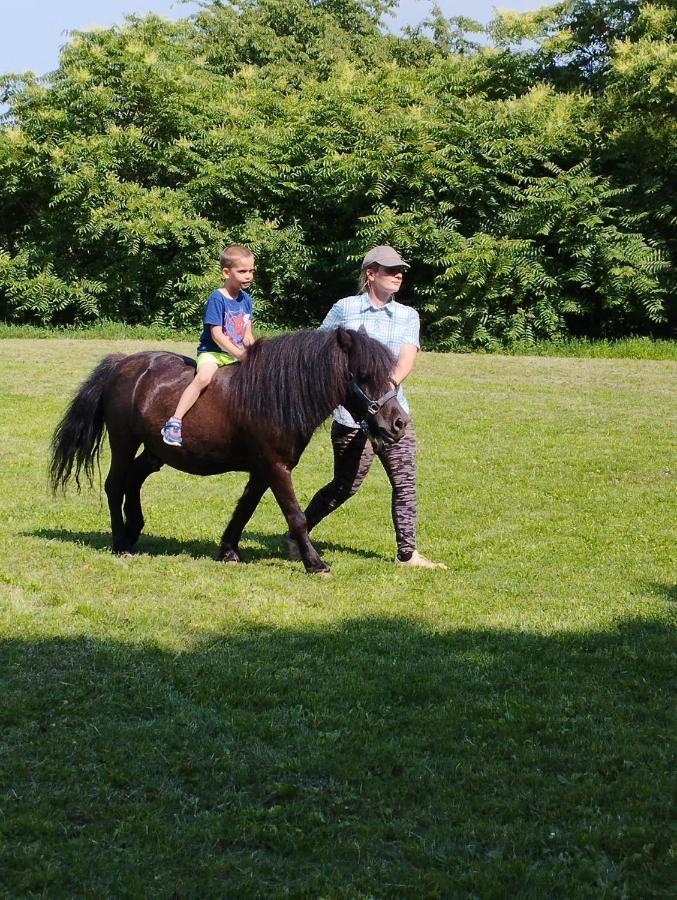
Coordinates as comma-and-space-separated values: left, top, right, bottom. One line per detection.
0, 338, 675, 897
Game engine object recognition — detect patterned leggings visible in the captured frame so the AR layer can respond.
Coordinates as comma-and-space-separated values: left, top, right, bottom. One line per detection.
303, 421, 418, 560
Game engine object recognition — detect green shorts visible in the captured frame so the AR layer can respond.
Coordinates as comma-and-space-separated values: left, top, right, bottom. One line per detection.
196, 351, 237, 369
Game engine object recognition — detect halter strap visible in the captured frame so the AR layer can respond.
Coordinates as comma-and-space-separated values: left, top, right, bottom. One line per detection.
349, 376, 399, 432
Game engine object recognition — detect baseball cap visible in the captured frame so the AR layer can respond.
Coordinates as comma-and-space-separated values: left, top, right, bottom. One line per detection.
361, 245, 410, 269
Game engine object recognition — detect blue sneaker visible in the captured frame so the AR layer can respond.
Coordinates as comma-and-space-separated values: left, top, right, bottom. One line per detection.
161, 418, 182, 446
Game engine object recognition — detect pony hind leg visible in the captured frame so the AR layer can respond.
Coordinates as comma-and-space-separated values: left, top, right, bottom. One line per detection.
123, 447, 164, 548
105, 435, 140, 554
218, 474, 268, 563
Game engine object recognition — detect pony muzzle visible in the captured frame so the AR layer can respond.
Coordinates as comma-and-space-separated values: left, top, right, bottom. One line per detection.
367, 407, 408, 447
350, 380, 407, 445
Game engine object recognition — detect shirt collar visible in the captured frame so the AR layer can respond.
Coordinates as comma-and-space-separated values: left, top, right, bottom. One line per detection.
359, 292, 395, 316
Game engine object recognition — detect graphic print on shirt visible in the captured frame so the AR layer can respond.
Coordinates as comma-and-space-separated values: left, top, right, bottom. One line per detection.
223, 309, 250, 344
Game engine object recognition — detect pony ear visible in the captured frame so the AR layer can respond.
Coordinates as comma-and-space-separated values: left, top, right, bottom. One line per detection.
336, 327, 353, 352
358, 324, 368, 335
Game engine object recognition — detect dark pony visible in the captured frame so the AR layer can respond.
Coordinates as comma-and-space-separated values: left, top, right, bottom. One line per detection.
50, 328, 408, 574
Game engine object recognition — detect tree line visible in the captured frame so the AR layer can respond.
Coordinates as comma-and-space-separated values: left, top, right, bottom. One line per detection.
0, 0, 674, 347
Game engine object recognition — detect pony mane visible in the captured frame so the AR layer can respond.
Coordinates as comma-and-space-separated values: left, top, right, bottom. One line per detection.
227, 329, 395, 437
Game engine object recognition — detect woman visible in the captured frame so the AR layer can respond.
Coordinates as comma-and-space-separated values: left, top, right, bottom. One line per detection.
290, 245, 446, 568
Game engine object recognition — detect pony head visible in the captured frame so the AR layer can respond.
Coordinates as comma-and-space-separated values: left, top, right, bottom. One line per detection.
336, 327, 409, 450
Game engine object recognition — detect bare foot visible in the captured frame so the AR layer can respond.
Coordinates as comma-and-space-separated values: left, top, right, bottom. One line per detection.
397, 550, 447, 569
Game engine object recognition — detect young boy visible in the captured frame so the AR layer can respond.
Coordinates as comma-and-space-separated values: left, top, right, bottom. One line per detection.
161, 244, 256, 446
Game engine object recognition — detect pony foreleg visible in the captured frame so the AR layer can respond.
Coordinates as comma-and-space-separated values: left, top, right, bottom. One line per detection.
267, 465, 330, 575
219, 475, 268, 563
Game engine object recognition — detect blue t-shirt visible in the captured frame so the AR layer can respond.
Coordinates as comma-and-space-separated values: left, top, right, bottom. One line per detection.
197, 289, 254, 355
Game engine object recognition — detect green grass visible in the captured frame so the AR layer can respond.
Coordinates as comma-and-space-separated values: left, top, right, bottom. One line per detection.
0, 339, 675, 896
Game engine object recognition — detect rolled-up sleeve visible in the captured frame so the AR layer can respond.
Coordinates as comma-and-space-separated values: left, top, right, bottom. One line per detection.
401, 309, 420, 348
319, 300, 345, 331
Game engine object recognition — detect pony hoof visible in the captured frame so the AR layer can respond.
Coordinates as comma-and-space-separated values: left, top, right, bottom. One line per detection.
113, 547, 134, 557
308, 566, 331, 577
220, 549, 241, 564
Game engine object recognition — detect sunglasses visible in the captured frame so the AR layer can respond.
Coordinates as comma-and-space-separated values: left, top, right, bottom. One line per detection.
379, 265, 406, 275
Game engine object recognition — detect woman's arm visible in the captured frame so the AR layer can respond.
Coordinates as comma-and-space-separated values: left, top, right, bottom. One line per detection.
391, 343, 418, 386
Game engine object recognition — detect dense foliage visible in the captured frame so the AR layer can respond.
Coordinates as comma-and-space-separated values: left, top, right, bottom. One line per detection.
0, 0, 674, 346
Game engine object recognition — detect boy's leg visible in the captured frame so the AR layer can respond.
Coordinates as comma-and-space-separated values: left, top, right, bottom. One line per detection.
162, 362, 218, 445
173, 362, 218, 420
303, 423, 375, 532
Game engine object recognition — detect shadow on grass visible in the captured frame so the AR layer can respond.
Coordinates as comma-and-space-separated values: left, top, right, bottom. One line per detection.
1, 616, 673, 896
642, 582, 677, 603
27, 527, 220, 560
26, 528, 383, 563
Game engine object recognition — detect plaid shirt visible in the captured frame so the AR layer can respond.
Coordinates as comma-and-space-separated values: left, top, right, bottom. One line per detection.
320, 292, 420, 427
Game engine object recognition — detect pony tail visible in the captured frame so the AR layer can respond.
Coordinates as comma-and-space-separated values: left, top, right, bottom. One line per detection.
49, 354, 125, 492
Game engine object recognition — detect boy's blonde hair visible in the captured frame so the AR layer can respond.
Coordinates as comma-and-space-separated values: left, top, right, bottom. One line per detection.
220, 244, 254, 270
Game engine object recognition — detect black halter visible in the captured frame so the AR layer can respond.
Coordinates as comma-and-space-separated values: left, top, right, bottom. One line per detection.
349, 378, 399, 433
